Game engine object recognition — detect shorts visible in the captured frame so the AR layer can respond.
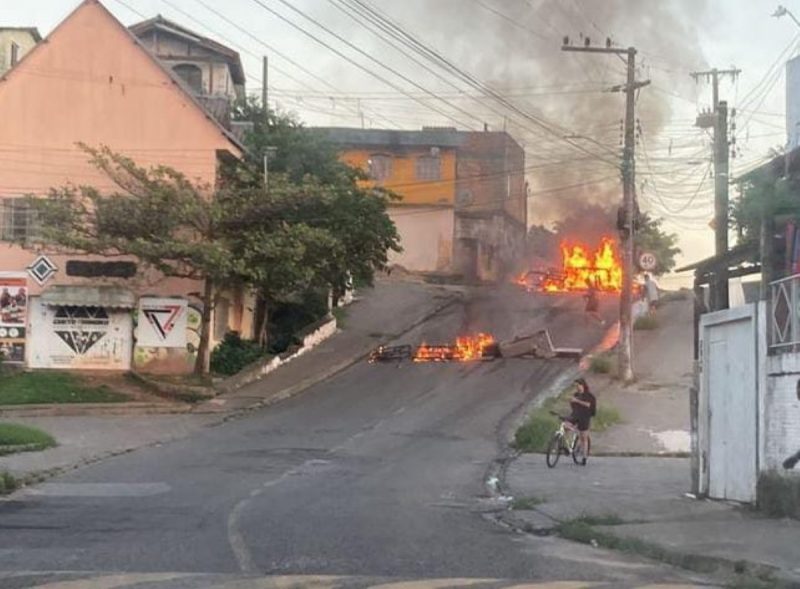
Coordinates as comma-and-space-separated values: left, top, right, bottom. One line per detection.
567, 415, 591, 432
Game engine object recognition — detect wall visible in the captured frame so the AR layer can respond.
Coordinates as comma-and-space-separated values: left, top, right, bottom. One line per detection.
454, 211, 526, 282
388, 207, 454, 274
27, 296, 132, 370
0, 30, 38, 75
764, 352, 800, 470
340, 148, 457, 206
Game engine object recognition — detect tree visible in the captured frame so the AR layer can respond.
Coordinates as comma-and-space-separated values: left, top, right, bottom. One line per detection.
635, 213, 681, 275
732, 169, 800, 246
30, 145, 240, 374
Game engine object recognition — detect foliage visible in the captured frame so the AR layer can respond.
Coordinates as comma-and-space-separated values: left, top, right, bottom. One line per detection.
0, 371, 127, 405
732, 169, 800, 245
511, 496, 546, 510
635, 213, 681, 274
0, 423, 57, 453
513, 410, 560, 452
210, 333, 265, 376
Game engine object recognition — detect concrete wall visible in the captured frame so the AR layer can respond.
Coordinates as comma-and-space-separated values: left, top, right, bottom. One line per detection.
388, 206, 454, 274
0, 30, 38, 75
454, 211, 526, 282
764, 351, 800, 470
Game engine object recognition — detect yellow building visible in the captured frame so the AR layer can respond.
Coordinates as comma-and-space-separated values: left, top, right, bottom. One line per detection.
321, 127, 527, 283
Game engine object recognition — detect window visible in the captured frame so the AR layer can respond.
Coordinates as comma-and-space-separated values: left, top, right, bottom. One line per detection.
10, 42, 19, 67
368, 154, 393, 182
173, 64, 203, 94
0, 198, 39, 244
416, 155, 441, 181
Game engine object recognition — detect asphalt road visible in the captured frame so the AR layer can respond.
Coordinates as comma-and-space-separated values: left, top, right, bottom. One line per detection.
0, 287, 709, 588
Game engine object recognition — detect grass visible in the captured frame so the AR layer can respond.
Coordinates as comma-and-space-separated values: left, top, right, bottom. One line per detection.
0, 423, 56, 451
634, 315, 660, 330
0, 371, 128, 405
570, 513, 626, 526
0, 471, 19, 495
555, 517, 783, 585
511, 495, 546, 510
513, 387, 622, 453
590, 354, 614, 374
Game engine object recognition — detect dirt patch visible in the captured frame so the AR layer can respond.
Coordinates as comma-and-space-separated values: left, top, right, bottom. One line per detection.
73, 372, 171, 403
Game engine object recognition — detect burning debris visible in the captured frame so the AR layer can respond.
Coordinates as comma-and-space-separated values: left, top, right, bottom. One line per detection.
369, 330, 580, 363
517, 237, 623, 294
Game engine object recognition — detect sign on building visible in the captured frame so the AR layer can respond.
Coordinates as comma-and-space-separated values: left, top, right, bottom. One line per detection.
0, 274, 27, 363
137, 297, 188, 348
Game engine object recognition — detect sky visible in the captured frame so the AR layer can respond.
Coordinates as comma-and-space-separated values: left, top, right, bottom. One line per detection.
2, 0, 797, 286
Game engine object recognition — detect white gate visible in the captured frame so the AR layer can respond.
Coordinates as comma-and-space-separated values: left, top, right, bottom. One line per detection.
700, 304, 759, 502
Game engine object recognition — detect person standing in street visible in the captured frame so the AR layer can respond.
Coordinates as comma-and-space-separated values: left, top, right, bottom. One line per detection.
644, 273, 660, 313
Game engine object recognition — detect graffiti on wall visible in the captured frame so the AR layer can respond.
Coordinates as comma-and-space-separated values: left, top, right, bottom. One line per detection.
134, 297, 200, 374
53, 306, 109, 355
0, 275, 27, 363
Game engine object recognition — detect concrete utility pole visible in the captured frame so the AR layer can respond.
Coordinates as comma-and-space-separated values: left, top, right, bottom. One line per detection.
262, 55, 269, 112
563, 40, 649, 383
691, 68, 740, 311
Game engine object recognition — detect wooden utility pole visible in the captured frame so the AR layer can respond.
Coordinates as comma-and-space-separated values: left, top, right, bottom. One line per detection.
691, 68, 740, 310
563, 40, 649, 383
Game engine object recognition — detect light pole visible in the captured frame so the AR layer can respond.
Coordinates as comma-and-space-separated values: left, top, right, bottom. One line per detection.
774, 5, 800, 29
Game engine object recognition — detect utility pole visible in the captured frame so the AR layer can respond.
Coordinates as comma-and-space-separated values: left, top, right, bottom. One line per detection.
563, 39, 649, 383
691, 68, 740, 310
262, 55, 269, 112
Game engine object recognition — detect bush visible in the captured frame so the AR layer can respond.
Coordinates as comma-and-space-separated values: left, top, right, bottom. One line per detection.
757, 471, 800, 519
634, 315, 659, 330
594, 406, 622, 432
210, 333, 265, 376
268, 290, 329, 354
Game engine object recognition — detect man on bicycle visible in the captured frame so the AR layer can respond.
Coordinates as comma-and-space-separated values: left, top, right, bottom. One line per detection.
567, 378, 596, 465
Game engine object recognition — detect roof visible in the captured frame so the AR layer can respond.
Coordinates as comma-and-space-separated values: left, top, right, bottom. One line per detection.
41, 285, 136, 308
318, 127, 466, 149
129, 15, 245, 85
1, 0, 244, 154
676, 242, 759, 273
0, 27, 42, 42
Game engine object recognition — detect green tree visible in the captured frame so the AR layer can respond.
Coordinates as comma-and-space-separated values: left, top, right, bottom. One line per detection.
732, 169, 800, 246
635, 212, 681, 275
29, 145, 238, 374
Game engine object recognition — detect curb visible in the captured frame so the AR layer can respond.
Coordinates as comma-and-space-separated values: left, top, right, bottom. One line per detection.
198, 294, 463, 421
0, 402, 192, 418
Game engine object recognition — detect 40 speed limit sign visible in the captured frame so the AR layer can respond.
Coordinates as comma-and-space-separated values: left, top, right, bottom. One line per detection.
638, 251, 657, 272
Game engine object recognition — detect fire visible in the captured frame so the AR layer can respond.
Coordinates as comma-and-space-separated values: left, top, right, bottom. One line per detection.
413, 333, 496, 362
535, 237, 623, 293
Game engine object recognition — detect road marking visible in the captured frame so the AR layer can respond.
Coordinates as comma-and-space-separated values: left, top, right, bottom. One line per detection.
207, 575, 345, 588
366, 579, 494, 589
27, 483, 170, 497
29, 572, 194, 588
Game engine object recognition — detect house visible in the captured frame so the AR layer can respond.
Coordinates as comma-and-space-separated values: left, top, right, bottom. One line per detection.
319, 127, 527, 283
0, 27, 41, 75
0, 0, 252, 373
129, 15, 245, 132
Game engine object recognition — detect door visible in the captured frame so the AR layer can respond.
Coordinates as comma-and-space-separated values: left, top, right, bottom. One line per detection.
705, 313, 757, 502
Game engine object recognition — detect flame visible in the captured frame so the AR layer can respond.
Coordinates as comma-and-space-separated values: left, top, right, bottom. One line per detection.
535, 237, 623, 293
413, 333, 496, 362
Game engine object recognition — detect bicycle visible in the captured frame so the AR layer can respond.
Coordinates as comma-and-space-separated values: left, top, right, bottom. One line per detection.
545, 411, 590, 468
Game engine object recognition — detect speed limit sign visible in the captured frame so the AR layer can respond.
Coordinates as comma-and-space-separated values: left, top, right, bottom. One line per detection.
638, 251, 657, 272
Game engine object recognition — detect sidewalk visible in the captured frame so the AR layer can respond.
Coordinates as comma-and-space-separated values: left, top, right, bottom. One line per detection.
501, 295, 800, 585
1, 280, 462, 482
195, 280, 462, 414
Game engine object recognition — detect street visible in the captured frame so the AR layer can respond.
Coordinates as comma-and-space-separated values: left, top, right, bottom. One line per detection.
0, 288, 710, 588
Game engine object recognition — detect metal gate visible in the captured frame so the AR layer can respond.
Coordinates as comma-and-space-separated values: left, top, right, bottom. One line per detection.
700, 304, 758, 502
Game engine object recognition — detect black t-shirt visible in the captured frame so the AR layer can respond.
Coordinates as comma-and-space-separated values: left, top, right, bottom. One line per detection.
571, 390, 596, 420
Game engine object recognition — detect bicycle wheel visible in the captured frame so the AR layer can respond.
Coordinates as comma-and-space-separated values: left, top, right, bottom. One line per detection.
546, 433, 562, 468
571, 433, 591, 465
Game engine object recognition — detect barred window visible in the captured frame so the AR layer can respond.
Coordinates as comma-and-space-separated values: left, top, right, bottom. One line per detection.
0, 198, 39, 244
368, 154, 393, 182
416, 155, 441, 181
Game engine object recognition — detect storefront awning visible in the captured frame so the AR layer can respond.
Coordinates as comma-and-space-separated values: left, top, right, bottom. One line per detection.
40, 285, 136, 309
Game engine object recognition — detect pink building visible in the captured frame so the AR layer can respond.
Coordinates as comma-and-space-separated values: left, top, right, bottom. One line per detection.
0, 0, 251, 372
